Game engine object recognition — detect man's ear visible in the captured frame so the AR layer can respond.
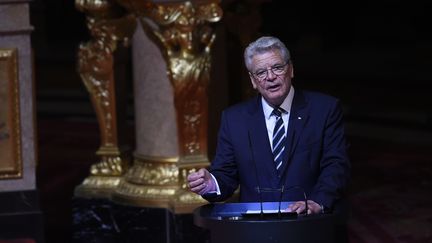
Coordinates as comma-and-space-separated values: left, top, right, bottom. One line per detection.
289, 64, 294, 79
249, 73, 257, 89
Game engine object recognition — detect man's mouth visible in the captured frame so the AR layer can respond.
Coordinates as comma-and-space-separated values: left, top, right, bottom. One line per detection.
267, 84, 280, 92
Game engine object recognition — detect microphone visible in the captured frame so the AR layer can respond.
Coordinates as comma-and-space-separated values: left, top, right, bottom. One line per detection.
279, 185, 284, 217
247, 132, 298, 219
248, 131, 264, 218
283, 185, 308, 216
255, 185, 306, 218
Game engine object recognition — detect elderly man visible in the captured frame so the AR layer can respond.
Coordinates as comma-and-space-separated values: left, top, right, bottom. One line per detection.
188, 36, 350, 219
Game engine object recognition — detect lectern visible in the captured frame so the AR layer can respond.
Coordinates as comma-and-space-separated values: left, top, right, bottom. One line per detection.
194, 202, 335, 243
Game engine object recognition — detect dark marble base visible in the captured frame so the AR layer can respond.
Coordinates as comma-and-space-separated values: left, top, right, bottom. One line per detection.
0, 190, 44, 243
71, 197, 209, 243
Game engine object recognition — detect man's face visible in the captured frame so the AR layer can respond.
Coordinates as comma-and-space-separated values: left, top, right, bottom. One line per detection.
249, 50, 293, 107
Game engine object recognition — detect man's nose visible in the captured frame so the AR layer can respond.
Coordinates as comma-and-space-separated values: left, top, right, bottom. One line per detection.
266, 68, 277, 80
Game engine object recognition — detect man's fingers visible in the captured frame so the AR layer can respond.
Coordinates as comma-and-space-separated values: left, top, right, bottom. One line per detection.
187, 172, 202, 182
197, 183, 209, 195
187, 169, 207, 181
288, 201, 308, 214
187, 168, 211, 195
186, 173, 195, 182
190, 181, 208, 194
289, 202, 302, 210
288, 200, 323, 214
188, 177, 204, 188
295, 203, 306, 214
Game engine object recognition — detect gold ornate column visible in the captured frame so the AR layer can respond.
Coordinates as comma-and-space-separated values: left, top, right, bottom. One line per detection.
74, 0, 137, 197
112, 0, 222, 213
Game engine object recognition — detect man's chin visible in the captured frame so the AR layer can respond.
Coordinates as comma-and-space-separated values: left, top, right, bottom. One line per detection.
264, 95, 284, 106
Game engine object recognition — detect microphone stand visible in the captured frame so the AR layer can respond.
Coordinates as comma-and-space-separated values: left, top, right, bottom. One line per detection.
278, 185, 284, 218
303, 191, 308, 216
248, 131, 302, 219
249, 132, 264, 219
258, 187, 263, 218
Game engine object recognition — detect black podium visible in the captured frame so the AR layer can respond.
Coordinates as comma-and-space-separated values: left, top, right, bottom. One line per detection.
194, 202, 335, 243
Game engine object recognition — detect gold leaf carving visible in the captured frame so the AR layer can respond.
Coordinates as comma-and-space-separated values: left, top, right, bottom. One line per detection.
116, 180, 177, 199
139, 1, 222, 160
124, 159, 179, 186
76, 0, 136, 176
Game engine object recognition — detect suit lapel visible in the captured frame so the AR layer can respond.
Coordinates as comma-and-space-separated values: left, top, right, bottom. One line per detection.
279, 90, 309, 180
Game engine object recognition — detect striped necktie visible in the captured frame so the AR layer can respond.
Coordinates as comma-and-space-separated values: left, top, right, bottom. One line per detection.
272, 108, 286, 171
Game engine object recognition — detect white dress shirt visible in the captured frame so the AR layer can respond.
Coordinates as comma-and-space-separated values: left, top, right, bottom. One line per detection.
261, 86, 294, 150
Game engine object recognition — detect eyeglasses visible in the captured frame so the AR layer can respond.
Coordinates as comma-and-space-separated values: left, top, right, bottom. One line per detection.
250, 62, 289, 81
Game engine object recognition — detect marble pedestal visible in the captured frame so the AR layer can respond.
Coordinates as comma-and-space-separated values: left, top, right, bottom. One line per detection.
0, 190, 44, 242
71, 197, 210, 243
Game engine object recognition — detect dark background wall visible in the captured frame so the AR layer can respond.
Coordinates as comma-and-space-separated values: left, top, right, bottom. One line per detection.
262, 1, 432, 132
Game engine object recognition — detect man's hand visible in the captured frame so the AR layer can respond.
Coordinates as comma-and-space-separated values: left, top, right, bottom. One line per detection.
287, 200, 322, 214
187, 168, 216, 195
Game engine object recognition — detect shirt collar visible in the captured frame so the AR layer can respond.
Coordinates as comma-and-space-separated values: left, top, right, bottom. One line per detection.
262, 86, 295, 120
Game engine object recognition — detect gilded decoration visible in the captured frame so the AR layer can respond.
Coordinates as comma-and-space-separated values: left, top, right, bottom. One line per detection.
113, 157, 207, 210
0, 48, 22, 179
138, 1, 222, 162
76, 0, 222, 210
113, 182, 178, 208
123, 156, 179, 186
76, 0, 136, 177
108, 0, 221, 210
112, 156, 180, 207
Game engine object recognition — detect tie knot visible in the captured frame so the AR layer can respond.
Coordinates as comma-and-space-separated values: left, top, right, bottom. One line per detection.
272, 108, 283, 117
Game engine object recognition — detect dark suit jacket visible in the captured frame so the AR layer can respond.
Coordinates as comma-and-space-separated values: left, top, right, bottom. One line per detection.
204, 89, 351, 211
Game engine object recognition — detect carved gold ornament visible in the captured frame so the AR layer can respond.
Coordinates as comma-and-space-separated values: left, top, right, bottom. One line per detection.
139, 1, 222, 162
75, 0, 223, 212
76, 0, 136, 176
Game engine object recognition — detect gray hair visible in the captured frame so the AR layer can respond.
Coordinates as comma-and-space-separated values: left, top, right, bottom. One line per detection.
244, 36, 291, 71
